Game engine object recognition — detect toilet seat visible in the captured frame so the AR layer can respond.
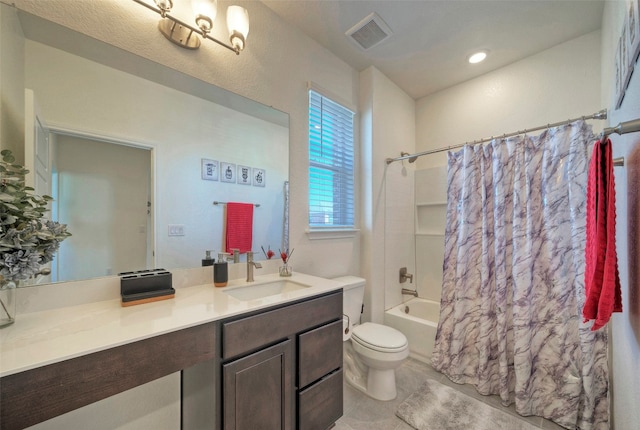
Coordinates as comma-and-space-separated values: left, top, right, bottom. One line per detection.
352, 322, 408, 353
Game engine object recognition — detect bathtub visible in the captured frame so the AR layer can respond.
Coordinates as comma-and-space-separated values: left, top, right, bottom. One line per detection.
384, 298, 440, 364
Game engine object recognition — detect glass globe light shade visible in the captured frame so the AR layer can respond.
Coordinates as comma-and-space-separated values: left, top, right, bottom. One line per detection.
154, 0, 173, 16
227, 5, 249, 51
192, 0, 218, 33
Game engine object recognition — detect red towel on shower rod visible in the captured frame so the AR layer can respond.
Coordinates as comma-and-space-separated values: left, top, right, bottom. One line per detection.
583, 138, 622, 331
225, 202, 254, 254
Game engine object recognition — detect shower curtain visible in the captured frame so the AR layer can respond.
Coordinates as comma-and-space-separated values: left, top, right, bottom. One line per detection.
431, 120, 609, 430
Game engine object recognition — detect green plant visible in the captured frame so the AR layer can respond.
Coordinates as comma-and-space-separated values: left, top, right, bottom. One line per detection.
0, 150, 70, 281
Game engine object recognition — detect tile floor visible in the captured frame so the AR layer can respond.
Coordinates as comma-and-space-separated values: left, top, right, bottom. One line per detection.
334, 358, 567, 430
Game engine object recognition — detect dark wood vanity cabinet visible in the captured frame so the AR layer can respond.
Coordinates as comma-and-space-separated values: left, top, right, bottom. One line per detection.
196, 289, 344, 430
2, 290, 342, 430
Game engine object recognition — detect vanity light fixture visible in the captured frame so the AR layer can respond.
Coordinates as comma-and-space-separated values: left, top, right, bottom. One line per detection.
133, 0, 249, 54
468, 51, 488, 64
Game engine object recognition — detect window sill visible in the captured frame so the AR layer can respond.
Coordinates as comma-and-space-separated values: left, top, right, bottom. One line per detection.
305, 228, 360, 240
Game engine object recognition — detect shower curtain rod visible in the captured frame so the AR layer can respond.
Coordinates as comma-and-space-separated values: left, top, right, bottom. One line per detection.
386, 109, 614, 165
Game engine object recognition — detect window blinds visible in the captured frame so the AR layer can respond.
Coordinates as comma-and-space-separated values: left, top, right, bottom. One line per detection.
308, 90, 355, 228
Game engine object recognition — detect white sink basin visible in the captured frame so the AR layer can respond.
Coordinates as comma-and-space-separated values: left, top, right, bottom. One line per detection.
223, 280, 311, 301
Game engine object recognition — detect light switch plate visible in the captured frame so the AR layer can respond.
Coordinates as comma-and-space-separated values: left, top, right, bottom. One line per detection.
168, 224, 185, 236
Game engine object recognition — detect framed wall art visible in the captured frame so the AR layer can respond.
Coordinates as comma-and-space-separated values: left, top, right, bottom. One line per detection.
237, 165, 252, 185
253, 168, 266, 187
628, 0, 640, 66
616, 0, 640, 109
220, 162, 236, 183
201, 158, 219, 181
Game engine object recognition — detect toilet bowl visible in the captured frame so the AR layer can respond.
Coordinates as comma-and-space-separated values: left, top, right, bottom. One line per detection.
334, 276, 409, 401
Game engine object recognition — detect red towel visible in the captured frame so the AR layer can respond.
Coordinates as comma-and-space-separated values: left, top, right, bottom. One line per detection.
583, 139, 622, 331
225, 202, 254, 254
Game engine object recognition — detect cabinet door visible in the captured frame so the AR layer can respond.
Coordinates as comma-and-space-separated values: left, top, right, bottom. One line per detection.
223, 340, 292, 430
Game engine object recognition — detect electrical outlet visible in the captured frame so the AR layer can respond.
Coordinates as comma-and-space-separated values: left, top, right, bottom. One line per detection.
168, 224, 185, 236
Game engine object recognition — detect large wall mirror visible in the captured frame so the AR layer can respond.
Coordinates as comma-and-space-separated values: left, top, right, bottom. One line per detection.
6, 6, 290, 285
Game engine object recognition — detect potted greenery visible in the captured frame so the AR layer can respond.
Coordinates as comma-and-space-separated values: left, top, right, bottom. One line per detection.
0, 149, 70, 327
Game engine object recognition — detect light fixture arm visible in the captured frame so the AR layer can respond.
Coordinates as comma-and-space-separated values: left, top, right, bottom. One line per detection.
133, 0, 241, 54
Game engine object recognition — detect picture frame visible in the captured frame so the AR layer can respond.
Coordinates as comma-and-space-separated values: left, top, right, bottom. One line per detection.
253, 168, 266, 187
621, 19, 631, 90
617, 1, 640, 109
201, 158, 219, 181
615, 37, 624, 109
628, 0, 640, 67
220, 162, 236, 183
237, 165, 252, 185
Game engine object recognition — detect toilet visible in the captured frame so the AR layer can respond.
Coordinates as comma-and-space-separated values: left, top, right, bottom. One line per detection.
334, 276, 409, 401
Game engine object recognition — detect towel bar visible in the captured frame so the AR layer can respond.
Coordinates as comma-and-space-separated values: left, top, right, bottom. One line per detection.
213, 201, 260, 207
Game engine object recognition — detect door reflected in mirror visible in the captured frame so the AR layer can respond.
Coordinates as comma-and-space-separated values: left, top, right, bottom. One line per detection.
53, 135, 152, 282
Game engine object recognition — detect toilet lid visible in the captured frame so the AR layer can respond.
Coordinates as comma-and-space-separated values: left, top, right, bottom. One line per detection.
352, 322, 408, 353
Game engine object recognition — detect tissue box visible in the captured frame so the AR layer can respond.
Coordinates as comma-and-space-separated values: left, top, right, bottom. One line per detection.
120, 269, 175, 307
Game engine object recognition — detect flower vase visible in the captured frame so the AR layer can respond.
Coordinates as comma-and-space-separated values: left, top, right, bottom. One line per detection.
0, 280, 17, 328
279, 264, 292, 277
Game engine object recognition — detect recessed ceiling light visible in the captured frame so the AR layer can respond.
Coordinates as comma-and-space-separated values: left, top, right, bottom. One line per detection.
468, 51, 488, 64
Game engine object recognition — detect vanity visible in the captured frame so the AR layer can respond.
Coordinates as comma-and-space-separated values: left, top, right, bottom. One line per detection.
0, 272, 345, 430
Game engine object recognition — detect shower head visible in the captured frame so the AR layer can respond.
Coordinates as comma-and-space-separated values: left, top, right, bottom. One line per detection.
401, 152, 418, 163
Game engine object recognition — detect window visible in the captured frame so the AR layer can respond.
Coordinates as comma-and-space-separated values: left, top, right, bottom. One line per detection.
308, 89, 355, 229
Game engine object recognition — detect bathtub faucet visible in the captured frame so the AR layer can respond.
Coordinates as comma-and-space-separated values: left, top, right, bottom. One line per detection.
399, 267, 413, 284
401, 288, 418, 297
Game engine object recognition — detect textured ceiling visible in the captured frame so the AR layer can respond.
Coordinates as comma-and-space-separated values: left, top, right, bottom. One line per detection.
262, 0, 605, 99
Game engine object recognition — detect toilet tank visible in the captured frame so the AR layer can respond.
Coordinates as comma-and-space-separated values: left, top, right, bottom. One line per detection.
333, 276, 365, 325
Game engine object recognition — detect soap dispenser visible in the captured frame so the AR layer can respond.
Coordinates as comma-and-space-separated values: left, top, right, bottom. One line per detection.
202, 250, 214, 267
214, 253, 228, 287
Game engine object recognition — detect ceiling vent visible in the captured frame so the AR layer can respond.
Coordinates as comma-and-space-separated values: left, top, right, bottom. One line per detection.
345, 12, 393, 51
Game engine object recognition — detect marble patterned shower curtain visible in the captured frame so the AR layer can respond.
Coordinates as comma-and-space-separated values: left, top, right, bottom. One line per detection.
431, 120, 609, 430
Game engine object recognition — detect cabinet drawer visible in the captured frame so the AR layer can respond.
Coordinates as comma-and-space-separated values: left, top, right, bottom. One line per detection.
298, 369, 343, 430
298, 320, 343, 388
222, 291, 342, 359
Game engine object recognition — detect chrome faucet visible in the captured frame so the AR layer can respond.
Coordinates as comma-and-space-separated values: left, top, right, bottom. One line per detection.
246, 251, 262, 282
401, 288, 418, 297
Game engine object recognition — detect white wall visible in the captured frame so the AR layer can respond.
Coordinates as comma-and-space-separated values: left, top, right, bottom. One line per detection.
414, 166, 447, 302
360, 66, 416, 322
414, 30, 602, 301
416, 30, 603, 168
0, 4, 24, 158
600, 2, 640, 429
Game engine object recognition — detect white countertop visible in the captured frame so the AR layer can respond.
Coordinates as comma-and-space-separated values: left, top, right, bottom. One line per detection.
0, 272, 345, 377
